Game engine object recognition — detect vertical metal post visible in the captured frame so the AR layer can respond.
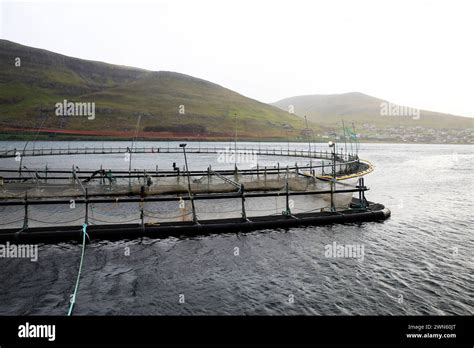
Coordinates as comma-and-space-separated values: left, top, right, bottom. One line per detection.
342, 118, 348, 157
240, 185, 247, 220
19, 150, 23, 178
207, 165, 211, 189
357, 177, 368, 209
140, 186, 145, 229
234, 164, 238, 182
128, 147, 132, 187
84, 189, 89, 225
284, 180, 291, 216
331, 148, 336, 179
23, 193, 28, 230
330, 182, 335, 212
180, 144, 197, 223
330, 144, 336, 212
234, 113, 237, 162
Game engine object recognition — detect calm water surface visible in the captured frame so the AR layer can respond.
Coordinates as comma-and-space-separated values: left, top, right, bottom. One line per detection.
0, 142, 472, 315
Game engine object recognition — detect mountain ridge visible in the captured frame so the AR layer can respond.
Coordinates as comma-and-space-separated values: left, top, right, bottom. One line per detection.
272, 92, 473, 143
1, 39, 472, 143
272, 92, 472, 127
0, 39, 307, 140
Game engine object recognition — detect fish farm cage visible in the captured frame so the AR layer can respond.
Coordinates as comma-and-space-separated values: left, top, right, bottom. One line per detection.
0, 144, 390, 242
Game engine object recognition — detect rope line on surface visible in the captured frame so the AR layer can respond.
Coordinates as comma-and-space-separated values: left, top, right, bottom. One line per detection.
67, 223, 89, 316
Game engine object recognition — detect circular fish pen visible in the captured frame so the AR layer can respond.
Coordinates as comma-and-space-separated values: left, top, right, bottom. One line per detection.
0, 144, 389, 242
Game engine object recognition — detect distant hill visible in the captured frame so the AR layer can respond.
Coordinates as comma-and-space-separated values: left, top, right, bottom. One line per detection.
272, 93, 473, 143
0, 40, 308, 140
272, 92, 473, 129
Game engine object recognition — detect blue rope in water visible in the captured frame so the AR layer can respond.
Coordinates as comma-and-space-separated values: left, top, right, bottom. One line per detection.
67, 223, 89, 316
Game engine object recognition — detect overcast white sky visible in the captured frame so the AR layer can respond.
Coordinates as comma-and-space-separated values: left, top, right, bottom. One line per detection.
1, 0, 473, 117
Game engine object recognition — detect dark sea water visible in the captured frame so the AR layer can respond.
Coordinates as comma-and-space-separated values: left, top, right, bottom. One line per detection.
0, 142, 472, 315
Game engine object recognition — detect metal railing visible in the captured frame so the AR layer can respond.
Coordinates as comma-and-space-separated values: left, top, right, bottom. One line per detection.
0, 146, 356, 162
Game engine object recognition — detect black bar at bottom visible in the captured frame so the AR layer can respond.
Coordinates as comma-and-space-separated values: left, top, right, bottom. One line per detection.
0, 315, 471, 346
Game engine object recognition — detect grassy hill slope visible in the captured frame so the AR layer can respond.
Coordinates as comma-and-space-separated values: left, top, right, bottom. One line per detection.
272, 92, 473, 129
0, 40, 308, 140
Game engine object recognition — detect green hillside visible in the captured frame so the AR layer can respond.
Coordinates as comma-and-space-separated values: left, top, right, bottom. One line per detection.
272, 92, 473, 129
0, 40, 308, 140
272, 93, 473, 143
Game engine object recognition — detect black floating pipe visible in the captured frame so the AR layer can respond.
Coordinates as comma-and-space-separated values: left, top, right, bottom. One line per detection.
0, 200, 391, 243
0, 188, 369, 207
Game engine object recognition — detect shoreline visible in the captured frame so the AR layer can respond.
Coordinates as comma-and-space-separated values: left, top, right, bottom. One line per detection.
0, 132, 472, 145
